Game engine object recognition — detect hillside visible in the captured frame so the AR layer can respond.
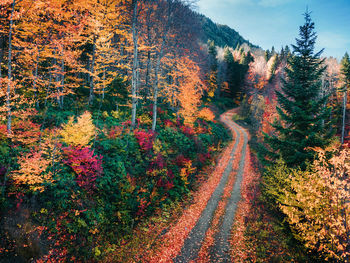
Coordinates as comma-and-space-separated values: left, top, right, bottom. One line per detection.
197, 13, 259, 49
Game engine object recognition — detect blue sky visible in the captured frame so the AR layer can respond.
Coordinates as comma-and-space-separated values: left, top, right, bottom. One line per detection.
196, 0, 350, 60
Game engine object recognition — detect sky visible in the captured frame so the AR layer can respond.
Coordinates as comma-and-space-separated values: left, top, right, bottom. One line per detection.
196, 0, 350, 60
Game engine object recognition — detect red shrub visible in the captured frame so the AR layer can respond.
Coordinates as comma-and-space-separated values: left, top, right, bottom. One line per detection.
198, 152, 211, 164
134, 129, 155, 152
63, 146, 103, 191
180, 125, 195, 136
108, 126, 124, 139
175, 154, 190, 167
164, 120, 174, 127
152, 154, 166, 169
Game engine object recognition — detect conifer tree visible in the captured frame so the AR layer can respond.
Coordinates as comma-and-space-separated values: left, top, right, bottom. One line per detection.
264, 49, 271, 62
207, 40, 218, 99
263, 11, 333, 168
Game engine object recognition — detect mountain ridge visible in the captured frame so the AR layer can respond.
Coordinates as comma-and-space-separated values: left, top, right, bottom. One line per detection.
197, 13, 260, 49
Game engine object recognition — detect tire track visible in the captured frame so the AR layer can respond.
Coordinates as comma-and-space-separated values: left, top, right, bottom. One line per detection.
174, 110, 245, 263
210, 121, 248, 263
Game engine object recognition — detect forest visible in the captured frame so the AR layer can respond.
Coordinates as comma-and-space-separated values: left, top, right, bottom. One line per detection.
0, 0, 349, 262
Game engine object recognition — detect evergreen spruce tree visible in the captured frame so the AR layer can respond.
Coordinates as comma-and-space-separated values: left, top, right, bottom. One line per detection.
265, 49, 271, 62
241, 51, 254, 66
263, 11, 333, 168
223, 47, 250, 99
207, 40, 218, 99
271, 46, 276, 55
223, 47, 235, 97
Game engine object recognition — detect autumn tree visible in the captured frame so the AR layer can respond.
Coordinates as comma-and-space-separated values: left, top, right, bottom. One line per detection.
280, 146, 350, 261
0, 0, 16, 135
151, 0, 174, 131
130, 0, 139, 128
83, 0, 128, 106
171, 57, 204, 125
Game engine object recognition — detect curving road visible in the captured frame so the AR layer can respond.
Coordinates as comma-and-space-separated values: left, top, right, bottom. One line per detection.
174, 109, 248, 263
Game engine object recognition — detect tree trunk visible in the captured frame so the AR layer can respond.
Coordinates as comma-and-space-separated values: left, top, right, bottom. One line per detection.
33, 49, 40, 109
145, 50, 151, 98
45, 65, 53, 107
341, 89, 347, 144
151, 50, 162, 131
144, 7, 152, 102
6, 0, 16, 135
131, 0, 139, 128
53, 50, 61, 108
0, 35, 4, 79
60, 57, 64, 108
102, 68, 106, 100
152, 0, 171, 131
88, 39, 96, 105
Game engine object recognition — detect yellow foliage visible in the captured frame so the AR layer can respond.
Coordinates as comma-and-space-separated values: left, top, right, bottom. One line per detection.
60, 111, 96, 147
152, 139, 163, 154
280, 146, 350, 261
12, 151, 53, 192
198, 108, 215, 122
180, 160, 196, 186
207, 70, 217, 100
139, 113, 152, 125
111, 110, 121, 119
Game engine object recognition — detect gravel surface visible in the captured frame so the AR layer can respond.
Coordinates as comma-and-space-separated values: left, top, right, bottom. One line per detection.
174, 111, 247, 263
210, 122, 248, 263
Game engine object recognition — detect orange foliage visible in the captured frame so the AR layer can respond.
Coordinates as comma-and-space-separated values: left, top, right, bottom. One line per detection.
175, 57, 204, 125
11, 109, 41, 147
180, 160, 196, 186
198, 108, 215, 122
12, 151, 53, 192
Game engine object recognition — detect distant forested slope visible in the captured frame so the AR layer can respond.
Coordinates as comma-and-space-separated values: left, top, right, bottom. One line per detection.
197, 14, 259, 49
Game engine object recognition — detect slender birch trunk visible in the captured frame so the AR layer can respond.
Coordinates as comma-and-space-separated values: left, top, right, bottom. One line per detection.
34, 49, 40, 108
341, 88, 347, 144
152, 0, 171, 131
131, 0, 139, 128
88, 39, 96, 105
151, 48, 162, 131
45, 66, 53, 107
0, 36, 4, 79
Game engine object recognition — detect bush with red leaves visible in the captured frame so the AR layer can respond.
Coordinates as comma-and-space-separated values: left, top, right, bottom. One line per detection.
134, 129, 155, 152
63, 146, 103, 191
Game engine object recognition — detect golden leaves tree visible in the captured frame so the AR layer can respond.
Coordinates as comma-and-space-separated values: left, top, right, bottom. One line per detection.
280, 146, 350, 261
60, 111, 96, 147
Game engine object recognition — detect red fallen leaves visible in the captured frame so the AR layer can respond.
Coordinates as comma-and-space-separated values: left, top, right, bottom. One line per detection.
143, 111, 238, 262
63, 146, 103, 191
229, 146, 260, 262
147, 145, 234, 262
195, 124, 243, 263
